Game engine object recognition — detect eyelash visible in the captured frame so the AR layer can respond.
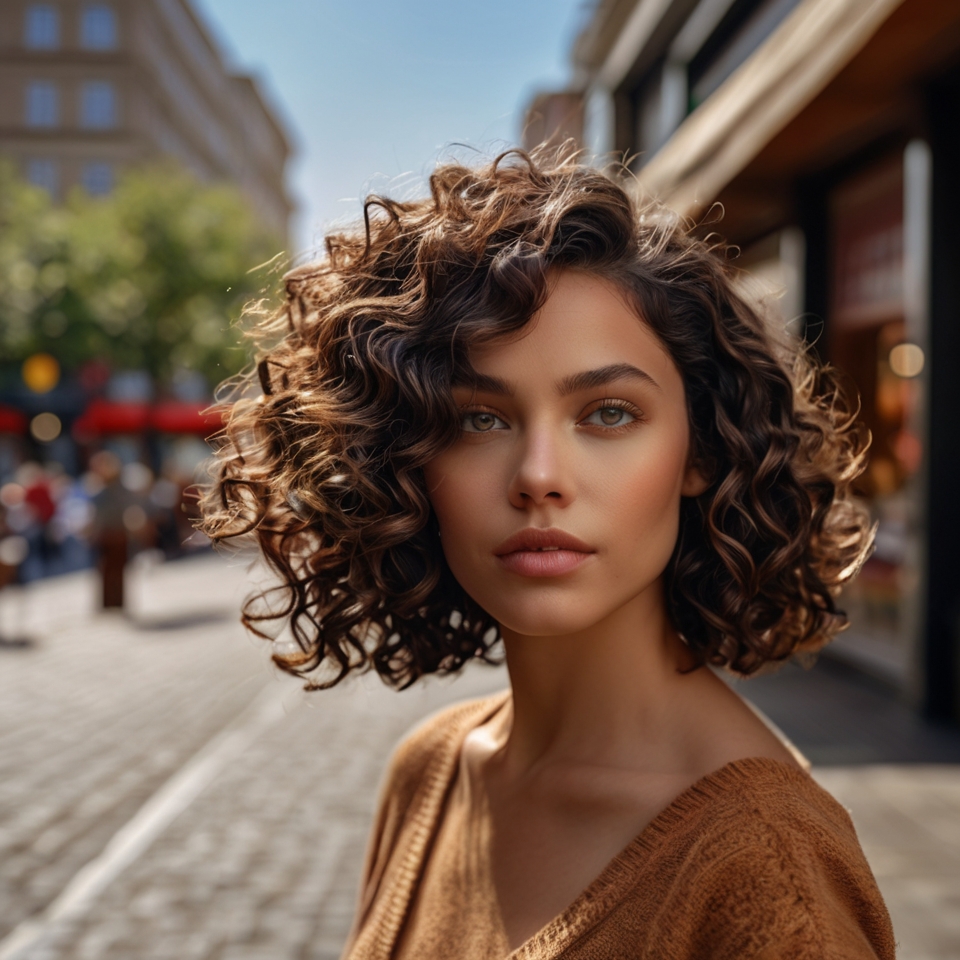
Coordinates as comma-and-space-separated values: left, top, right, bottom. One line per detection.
459, 407, 508, 433
458, 399, 646, 435
581, 399, 645, 432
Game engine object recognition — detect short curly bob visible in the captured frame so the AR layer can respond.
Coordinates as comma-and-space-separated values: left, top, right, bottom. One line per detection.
199, 149, 872, 690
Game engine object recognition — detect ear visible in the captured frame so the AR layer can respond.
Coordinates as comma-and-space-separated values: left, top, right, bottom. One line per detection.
681, 462, 711, 498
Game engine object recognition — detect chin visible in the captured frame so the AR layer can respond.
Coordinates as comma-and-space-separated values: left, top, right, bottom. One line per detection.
482, 595, 613, 640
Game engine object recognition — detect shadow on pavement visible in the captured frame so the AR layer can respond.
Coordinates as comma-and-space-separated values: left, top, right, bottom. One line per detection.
133, 609, 233, 632
734, 654, 960, 765
0, 634, 35, 650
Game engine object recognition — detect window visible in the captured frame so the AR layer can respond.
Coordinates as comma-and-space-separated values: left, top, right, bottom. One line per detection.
80, 4, 118, 50
25, 81, 59, 127
81, 162, 113, 195
27, 159, 59, 195
80, 81, 117, 128
24, 4, 60, 49
688, 0, 803, 108
630, 60, 687, 165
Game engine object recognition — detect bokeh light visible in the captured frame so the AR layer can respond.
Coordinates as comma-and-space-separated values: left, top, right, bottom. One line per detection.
0, 536, 29, 567
889, 343, 925, 378
29, 412, 62, 442
22, 353, 61, 393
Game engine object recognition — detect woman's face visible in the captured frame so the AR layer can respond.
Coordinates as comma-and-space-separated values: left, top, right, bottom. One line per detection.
424, 269, 706, 639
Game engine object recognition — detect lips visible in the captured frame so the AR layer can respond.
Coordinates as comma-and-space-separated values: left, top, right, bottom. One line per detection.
494, 528, 595, 578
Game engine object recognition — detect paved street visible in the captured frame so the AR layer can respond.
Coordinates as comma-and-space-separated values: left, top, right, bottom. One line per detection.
0, 553, 958, 959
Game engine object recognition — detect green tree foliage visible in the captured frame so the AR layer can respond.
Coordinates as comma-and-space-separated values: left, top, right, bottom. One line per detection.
0, 160, 282, 389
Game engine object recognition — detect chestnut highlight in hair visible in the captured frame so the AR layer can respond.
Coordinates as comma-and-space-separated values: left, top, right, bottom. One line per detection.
199, 150, 871, 689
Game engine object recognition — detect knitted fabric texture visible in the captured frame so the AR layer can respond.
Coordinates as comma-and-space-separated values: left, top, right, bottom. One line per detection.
342, 693, 895, 960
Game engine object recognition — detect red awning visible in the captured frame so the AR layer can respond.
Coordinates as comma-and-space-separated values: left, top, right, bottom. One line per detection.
72, 400, 222, 438
73, 399, 151, 437
151, 401, 222, 434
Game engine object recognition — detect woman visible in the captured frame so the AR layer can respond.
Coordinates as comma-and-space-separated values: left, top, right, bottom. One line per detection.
200, 152, 894, 958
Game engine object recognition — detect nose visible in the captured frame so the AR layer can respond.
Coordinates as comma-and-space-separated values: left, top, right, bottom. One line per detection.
507, 424, 574, 509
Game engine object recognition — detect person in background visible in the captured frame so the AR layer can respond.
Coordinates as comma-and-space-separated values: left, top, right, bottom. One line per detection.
88, 451, 134, 609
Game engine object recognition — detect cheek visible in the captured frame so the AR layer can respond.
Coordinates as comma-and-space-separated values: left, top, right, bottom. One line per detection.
423, 455, 488, 564
598, 431, 689, 555
619, 445, 686, 510
423, 456, 465, 532
423, 454, 490, 543
424, 443, 506, 521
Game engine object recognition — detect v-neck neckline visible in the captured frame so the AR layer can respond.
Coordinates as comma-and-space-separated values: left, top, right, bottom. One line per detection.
381, 691, 813, 960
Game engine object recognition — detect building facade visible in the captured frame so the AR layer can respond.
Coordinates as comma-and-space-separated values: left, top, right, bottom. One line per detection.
536, 0, 960, 721
0, 0, 292, 240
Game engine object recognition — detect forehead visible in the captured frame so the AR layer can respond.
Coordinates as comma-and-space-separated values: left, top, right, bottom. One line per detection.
467, 270, 682, 393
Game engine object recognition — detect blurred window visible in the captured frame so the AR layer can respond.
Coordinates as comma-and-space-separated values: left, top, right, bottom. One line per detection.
24, 4, 60, 49
80, 4, 118, 50
27, 158, 59, 195
688, 0, 803, 108
82, 161, 113, 195
80, 81, 117, 128
25, 81, 59, 127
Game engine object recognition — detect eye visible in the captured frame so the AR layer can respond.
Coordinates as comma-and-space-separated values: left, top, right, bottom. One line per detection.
461, 410, 507, 433
582, 405, 637, 428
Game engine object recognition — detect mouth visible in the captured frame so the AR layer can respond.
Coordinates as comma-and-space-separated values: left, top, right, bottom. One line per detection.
494, 528, 595, 578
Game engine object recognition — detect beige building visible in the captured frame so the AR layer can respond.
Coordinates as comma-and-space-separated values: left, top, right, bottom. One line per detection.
0, 0, 293, 240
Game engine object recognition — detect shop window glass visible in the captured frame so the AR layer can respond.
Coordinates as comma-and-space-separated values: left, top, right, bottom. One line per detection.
27, 158, 59, 195
82, 162, 113, 195
828, 155, 924, 682
80, 4, 118, 50
80, 81, 117, 128
24, 4, 59, 49
25, 81, 59, 127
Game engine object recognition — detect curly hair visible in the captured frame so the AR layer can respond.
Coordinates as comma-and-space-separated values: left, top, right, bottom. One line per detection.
199, 149, 871, 689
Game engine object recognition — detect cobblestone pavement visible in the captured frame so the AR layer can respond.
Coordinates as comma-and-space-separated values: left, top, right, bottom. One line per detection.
1, 554, 958, 959
0, 554, 270, 946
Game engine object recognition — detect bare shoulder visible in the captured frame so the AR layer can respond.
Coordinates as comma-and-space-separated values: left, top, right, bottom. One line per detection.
687, 669, 806, 774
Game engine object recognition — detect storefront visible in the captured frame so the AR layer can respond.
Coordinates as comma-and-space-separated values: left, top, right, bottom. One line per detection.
822, 147, 929, 690
566, 0, 960, 719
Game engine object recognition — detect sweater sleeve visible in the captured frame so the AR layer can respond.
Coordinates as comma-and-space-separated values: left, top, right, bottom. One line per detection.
687, 792, 896, 960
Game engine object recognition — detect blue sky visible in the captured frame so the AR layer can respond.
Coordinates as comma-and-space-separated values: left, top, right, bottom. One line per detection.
196, 0, 588, 257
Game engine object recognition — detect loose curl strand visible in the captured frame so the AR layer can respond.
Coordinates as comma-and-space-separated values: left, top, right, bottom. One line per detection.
199, 148, 872, 689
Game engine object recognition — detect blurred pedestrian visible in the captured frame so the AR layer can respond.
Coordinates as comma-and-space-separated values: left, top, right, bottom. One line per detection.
150, 462, 187, 559
0, 484, 31, 645
1, 465, 52, 581
22, 464, 56, 564
88, 451, 134, 609
47, 470, 94, 574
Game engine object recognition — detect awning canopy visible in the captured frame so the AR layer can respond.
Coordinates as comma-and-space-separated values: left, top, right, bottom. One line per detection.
72, 400, 222, 439
637, 0, 960, 242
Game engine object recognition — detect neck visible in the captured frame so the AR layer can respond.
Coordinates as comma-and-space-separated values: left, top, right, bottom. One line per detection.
496, 581, 707, 776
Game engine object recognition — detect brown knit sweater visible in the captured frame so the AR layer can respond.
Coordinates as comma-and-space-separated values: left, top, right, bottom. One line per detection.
342, 692, 895, 960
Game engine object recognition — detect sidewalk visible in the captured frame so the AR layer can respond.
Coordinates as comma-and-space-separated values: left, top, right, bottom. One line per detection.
0, 555, 507, 960
735, 656, 960, 765
0, 555, 957, 959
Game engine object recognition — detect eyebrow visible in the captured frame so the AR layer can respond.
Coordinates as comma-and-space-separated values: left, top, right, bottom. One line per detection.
452, 362, 659, 397
556, 362, 659, 396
